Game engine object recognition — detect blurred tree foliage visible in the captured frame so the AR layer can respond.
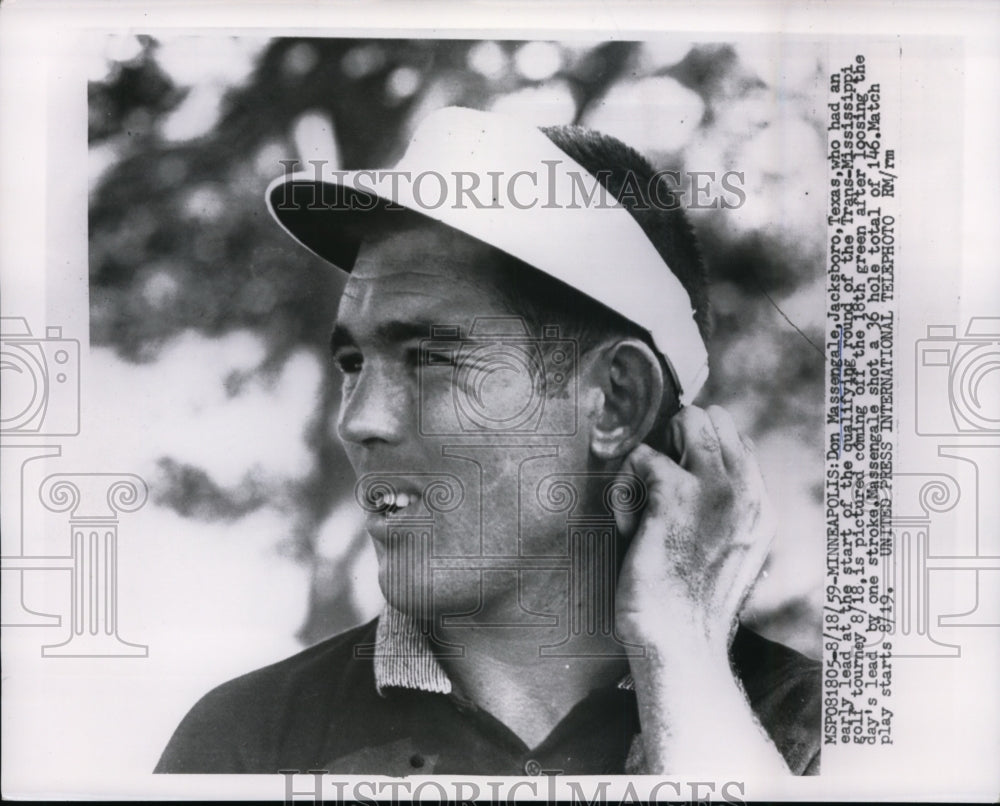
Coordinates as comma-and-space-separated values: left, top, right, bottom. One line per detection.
89, 36, 826, 645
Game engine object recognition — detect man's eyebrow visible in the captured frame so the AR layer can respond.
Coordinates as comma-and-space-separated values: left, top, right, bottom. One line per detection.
329, 320, 440, 354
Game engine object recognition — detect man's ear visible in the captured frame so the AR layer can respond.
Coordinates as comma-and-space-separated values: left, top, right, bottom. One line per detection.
588, 339, 664, 461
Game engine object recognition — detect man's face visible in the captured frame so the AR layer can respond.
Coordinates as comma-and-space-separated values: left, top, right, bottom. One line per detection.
331, 220, 599, 621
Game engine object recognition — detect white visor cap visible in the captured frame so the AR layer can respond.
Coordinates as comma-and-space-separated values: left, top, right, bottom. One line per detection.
266, 106, 709, 405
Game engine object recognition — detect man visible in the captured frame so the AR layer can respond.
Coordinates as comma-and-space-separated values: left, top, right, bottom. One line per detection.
156, 107, 820, 775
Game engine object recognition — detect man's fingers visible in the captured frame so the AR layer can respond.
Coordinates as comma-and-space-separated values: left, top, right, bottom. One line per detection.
619, 443, 688, 497
705, 406, 771, 533
669, 405, 726, 477
705, 405, 749, 476
674, 405, 763, 493
615, 443, 686, 537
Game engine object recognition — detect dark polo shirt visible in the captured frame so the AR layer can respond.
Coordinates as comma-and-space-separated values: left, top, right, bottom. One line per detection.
155, 617, 820, 775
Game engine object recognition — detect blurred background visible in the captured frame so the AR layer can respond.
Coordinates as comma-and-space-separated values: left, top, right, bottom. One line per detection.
88, 35, 827, 660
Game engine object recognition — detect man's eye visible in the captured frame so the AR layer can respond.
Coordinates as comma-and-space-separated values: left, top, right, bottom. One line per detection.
335, 352, 363, 374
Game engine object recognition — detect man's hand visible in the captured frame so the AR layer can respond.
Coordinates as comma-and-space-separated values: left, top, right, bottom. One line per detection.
614, 404, 775, 653
612, 404, 788, 774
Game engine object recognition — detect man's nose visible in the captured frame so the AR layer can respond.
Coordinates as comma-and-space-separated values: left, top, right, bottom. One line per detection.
336, 365, 410, 447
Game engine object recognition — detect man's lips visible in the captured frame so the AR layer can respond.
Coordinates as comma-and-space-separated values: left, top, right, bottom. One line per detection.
356, 475, 427, 516
355, 472, 466, 518
371, 488, 423, 516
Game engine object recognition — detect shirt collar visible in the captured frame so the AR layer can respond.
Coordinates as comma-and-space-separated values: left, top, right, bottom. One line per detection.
373, 605, 635, 694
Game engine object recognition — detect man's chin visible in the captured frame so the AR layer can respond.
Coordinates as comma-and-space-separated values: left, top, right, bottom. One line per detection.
375, 570, 470, 624
362, 512, 392, 543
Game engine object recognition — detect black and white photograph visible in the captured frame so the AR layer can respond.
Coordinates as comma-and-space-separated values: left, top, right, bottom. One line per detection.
1, 2, 998, 802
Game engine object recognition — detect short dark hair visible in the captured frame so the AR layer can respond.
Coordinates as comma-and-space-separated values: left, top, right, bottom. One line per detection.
490, 124, 711, 426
